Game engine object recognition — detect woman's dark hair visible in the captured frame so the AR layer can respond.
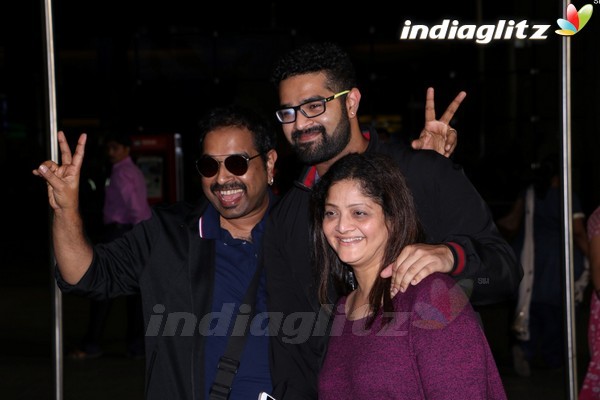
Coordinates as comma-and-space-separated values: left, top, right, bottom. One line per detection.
310, 152, 425, 329
198, 104, 276, 162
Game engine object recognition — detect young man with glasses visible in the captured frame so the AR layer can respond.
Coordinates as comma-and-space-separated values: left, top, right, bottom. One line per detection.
34, 105, 277, 399
263, 42, 522, 399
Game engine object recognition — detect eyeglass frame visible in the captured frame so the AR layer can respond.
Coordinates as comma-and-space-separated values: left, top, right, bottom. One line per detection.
275, 90, 350, 124
195, 153, 263, 178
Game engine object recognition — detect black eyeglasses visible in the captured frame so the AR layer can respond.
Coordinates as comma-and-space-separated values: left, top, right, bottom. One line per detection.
275, 90, 350, 124
195, 153, 262, 178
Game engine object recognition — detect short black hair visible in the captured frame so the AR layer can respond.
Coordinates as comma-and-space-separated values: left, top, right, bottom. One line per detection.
198, 104, 276, 158
270, 42, 357, 93
104, 132, 132, 148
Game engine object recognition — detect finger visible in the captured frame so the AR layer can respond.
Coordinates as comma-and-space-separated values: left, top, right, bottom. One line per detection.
411, 137, 424, 151
424, 87, 435, 122
33, 160, 59, 176
396, 266, 416, 294
57, 131, 73, 165
439, 91, 467, 124
389, 249, 413, 295
395, 256, 440, 293
36, 163, 62, 188
444, 128, 458, 153
411, 139, 422, 150
411, 128, 433, 151
409, 264, 437, 286
71, 133, 87, 169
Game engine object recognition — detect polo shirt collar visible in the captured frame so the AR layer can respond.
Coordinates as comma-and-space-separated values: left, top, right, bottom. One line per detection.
198, 191, 275, 241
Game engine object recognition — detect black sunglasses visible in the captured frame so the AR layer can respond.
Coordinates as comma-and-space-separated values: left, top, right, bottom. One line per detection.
195, 153, 262, 178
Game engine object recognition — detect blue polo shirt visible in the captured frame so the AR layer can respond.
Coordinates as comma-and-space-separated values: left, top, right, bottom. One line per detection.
200, 200, 272, 399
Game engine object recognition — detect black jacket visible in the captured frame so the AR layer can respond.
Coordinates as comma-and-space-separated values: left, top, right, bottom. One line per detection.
263, 129, 522, 399
58, 200, 216, 399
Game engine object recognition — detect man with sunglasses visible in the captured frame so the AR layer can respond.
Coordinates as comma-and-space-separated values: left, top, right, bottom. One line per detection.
34, 105, 278, 399
263, 42, 522, 399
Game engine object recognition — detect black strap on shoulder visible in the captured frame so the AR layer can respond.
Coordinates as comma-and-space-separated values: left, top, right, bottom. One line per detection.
209, 263, 263, 400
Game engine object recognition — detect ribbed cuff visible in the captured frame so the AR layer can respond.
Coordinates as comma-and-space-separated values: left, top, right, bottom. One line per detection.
444, 242, 466, 276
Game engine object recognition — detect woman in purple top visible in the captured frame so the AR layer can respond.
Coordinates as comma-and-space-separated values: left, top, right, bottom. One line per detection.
310, 152, 506, 399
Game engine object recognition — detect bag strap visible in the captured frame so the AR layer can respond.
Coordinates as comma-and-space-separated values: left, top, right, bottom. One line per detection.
209, 263, 263, 400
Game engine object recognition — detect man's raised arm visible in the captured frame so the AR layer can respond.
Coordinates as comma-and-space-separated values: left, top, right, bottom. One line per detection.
33, 131, 93, 284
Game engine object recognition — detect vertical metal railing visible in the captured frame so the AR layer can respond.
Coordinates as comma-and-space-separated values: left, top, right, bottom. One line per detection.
42, 0, 62, 398
560, 1, 577, 398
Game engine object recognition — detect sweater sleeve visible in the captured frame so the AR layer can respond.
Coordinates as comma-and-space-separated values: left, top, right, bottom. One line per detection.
408, 275, 507, 399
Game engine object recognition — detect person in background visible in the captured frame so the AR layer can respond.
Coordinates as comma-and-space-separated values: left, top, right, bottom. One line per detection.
311, 152, 506, 400
263, 41, 521, 399
70, 132, 151, 359
33, 105, 277, 399
497, 154, 589, 377
579, 205, 600, 399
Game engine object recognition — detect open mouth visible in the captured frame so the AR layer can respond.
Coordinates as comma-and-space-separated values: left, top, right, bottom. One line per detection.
215, 188, 244, 207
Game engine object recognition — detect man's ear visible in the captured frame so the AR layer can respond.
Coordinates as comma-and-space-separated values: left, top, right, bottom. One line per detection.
346, 88, 361, 117
266, 149, 278, 178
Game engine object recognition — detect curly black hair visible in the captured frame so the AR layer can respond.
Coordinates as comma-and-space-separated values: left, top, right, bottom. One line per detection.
270, 42, 357, 93
198, 104, 276, 159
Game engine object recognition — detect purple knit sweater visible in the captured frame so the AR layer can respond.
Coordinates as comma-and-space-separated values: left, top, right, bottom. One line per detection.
319, 273, 507, 399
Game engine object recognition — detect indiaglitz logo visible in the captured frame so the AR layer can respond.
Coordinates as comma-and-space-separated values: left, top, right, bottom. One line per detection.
555, 3, 593, 35
398, 3, 596, 44
399, 19, 551, 44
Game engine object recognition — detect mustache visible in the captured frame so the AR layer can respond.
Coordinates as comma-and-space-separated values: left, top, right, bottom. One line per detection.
292, 126, 325, 141
211, 182, 247, 193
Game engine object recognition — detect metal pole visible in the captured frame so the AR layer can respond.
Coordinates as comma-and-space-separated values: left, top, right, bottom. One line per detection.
42, 0, 62, 398
560, 1, 577, 398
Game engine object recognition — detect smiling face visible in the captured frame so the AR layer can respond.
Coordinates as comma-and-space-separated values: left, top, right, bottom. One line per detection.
200, 126, 275, 222
278, 72, 351, 165
322, 179, 389, 273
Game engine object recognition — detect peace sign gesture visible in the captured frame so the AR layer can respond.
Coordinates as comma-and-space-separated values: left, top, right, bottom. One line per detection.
411, 87, 467, 158
33, 131, 87, 212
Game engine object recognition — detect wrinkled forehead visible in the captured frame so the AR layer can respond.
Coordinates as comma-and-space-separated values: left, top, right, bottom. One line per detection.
201, 126, 257, 156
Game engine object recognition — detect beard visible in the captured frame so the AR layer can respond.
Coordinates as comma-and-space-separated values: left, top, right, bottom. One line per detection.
290, 110, 351, 165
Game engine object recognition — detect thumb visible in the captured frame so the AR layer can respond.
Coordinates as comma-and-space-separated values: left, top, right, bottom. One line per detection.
36, 163, 60, 187
34, 164, 51, 178
411, 138, 424, 150
380, 263, 394, 278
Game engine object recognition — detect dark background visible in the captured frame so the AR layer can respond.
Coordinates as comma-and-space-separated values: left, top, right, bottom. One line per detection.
1, 0, 599, 398
3, 1, 600, 265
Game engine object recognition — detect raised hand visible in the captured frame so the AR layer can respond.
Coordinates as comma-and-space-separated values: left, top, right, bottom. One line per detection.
33, 131, 87, 212
411, 87, 467, 158
33, 131, 92, 283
